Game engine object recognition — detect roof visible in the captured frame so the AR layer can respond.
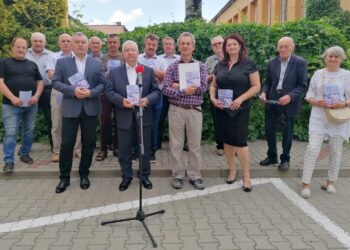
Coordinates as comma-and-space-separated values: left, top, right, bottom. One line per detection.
88, 24, 128, 34
210, 0, 235, 23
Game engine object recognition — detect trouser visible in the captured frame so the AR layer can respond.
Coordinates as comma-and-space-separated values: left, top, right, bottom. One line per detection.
118, 113, 151, 181
265, 106, 294, 162
39, 86, 53, 149
99, 94, 118, 152
168, 105, 202, 180
2, 104, 38, 163
51, 88, 81, 154
210, 98, 224, 149
59, 109, 97, 180
157, 94, 170, 149
302, 133, 343, 184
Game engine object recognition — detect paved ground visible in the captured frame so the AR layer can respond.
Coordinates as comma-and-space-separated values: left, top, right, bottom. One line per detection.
1, 140, 350, 249
0, 177, 350, 249
1, 140, 350, 179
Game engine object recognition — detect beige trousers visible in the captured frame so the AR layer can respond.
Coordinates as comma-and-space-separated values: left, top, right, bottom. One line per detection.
168, 105, 202, 180
51, 88, 81, 154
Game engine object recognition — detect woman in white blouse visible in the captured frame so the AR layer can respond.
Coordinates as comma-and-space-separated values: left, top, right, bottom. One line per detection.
301, 46, 350, 198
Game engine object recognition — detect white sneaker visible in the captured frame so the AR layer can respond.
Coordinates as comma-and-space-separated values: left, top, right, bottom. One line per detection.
321, 184, 336, 194
301, 188, 311, 199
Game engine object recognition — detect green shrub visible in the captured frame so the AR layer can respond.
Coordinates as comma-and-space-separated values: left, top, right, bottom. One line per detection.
0, 19, 349, 142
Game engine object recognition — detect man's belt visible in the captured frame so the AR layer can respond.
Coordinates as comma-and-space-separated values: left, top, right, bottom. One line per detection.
172, 103, 202, 112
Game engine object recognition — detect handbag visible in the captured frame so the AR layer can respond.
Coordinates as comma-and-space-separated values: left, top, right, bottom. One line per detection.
320, 70, 350, 124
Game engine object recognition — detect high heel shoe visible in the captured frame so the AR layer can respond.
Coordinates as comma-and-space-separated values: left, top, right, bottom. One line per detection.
226, 171, 238, 184
242, 185, 252, 192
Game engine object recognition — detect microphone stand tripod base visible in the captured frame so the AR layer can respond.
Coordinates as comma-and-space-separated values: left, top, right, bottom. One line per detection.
101, 81, 165, 248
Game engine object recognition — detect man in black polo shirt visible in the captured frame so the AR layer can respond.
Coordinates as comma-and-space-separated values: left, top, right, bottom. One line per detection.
0, 37, 44, 172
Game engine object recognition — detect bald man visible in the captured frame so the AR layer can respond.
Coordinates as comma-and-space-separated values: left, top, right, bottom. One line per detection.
259, 37, 308, 171
26, 32, 54, 150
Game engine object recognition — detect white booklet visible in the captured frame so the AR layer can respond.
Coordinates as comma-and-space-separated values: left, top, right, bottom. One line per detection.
19, 90, 32, 107
127, 85, 140, 105
218, 89, 233, 108
68, 72, 89, 89
179, 62, 200, 90
324, 85, 340, 105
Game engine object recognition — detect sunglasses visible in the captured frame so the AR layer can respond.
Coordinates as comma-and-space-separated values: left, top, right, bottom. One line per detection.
212, 42, 223, 46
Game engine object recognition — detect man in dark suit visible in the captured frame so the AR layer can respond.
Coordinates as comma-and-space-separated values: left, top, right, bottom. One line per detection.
105, 40, 160, 191
259, 37, 307, 171
52, 32, 106, 193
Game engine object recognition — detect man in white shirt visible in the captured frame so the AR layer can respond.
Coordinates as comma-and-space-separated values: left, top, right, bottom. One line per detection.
137, 34, 167, 162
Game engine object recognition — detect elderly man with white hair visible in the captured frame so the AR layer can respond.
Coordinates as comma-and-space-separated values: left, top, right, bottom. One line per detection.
105, 40, 160, 192
26, 32, 54, 152
259, 36, 308, 171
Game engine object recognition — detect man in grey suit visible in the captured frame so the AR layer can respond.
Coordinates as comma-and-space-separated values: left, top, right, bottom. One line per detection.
259, 37, 308, 171
105, 40, 160, 191
52, 32, 106, 193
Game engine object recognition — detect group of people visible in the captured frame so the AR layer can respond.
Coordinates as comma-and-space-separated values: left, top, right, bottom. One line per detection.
0, 30, 349, 198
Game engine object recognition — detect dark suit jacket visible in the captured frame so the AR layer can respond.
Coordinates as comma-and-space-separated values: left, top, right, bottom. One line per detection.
52, 56, 106, 118
262, 55, 308, 116
105, 64, 160, 130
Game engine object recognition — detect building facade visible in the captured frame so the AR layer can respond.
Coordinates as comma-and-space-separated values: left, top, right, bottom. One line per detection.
212, 0, 350, 26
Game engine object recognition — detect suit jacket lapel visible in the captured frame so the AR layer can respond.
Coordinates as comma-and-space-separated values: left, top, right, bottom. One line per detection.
70, 57, 78, 75
273, 57, 281, 87
121, 64, 130, 85
84, 57, 91, 79
282, 55, 295, 84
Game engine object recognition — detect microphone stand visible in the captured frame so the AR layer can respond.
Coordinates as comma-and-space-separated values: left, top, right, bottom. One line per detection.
101, 78, 165, 248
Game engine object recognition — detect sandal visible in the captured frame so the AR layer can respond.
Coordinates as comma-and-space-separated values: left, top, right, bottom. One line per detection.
95, 151, 107, 161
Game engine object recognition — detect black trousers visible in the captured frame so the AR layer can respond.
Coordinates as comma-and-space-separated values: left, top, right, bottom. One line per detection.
265, 105, 295, 162
39, 87, 53, 149
59, 109, 97, 180
118, 113, 151, 181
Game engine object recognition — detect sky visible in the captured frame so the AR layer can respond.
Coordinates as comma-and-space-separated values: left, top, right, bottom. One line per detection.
68, 0, 229, 30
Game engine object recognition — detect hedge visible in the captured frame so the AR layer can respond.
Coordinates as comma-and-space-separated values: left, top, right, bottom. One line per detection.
0, 19, 349, 143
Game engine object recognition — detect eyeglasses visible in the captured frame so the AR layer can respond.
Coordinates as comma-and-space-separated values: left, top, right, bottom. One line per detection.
212, 42, 223, 46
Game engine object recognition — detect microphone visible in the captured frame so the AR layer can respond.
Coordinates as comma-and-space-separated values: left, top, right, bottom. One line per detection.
135, 64, 145, 86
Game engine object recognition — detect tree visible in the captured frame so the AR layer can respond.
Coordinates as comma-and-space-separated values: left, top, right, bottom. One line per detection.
185, 0, 202, 20
307, 0, 341, 20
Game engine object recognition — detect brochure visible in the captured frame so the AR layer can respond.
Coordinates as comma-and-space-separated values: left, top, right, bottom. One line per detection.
218, 89, 233, 108
179, 62, 200, 90
324, 85, 340, 105
127, 85, 140, 105
19, 91, 32, 107
68, 72, 89, 89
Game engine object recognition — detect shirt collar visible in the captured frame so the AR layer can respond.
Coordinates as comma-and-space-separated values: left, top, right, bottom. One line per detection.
28, 47, 50, 56
142, 53, 157, 59
179, 58, 195, 63
161, 53, 177, 59
280, 54, 291, 63
126, 62, 137, 70
72, 53, 87, 62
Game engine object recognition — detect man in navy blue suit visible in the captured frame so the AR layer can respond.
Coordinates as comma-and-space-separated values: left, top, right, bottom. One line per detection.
105, 40, 160, 191
259, 37, 308, 171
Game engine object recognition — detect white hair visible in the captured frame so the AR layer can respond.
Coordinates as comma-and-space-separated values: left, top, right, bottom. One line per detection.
322, 46, 346, 61
122, 40, 139, 52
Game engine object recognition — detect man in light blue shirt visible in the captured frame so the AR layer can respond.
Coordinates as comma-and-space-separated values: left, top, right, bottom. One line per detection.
137, 34, 167, 162
26, 32, 53, 150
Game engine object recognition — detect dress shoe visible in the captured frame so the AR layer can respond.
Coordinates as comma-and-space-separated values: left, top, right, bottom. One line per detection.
242, 185, 252, 192
55, 179, 70, 194
3, 163, 14, 173
119, 179, 132, 191
278, 161, 290, 171
142, 178, 153, 189
20, 155, 33, 164
80, 176, 90, 190
259, 157, 278, 166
